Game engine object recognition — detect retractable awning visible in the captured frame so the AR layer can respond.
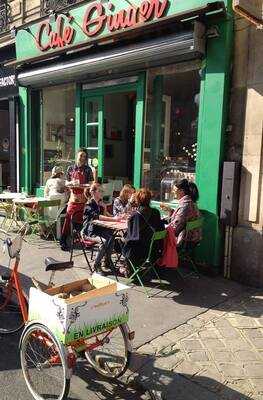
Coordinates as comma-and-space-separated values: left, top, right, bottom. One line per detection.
17, 23, 205, 88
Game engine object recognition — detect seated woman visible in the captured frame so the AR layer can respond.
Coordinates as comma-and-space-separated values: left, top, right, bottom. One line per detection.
82, 183, 122, 273
113, 184, 135, 216
44, 166, 68, 205
44, 166, 69, 220
161, 179, 201, 246
122, 188, 164, 273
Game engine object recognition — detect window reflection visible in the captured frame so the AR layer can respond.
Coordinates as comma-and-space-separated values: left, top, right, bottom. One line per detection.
42, 84, 76, 184
142, 68, 200, 201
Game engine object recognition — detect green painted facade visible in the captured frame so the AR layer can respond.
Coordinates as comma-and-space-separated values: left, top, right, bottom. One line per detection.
16, 0, 228, 61
17, 0, 233, 268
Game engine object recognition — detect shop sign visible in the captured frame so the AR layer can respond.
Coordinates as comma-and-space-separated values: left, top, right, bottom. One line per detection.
16, 0, 228, 61
36, 0, 169, 51
0, 66, 18, 98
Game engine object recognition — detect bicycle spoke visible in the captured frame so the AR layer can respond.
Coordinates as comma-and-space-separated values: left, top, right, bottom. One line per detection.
21, 324, 69, 400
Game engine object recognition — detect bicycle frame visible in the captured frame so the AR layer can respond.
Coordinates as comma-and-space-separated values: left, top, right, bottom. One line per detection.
6, 254, 28, 323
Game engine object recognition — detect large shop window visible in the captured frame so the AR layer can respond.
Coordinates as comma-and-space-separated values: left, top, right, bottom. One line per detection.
142, 67, 201, 202
42, 84, 76, 184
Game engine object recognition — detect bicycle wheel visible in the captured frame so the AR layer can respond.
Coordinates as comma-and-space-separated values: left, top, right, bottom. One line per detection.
85, 323, 131, 378
0, 281, 26, 334
20, 323, 70, 400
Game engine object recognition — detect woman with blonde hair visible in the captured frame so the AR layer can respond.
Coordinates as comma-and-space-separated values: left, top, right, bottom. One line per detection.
113, 184, 135, 216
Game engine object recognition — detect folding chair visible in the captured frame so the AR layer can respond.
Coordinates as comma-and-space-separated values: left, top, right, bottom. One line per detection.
177, 217, 203, 279
69, 210, 97, 274
0, 202, 13, 230
127, 230, 167, 297
38, 205, 67, 241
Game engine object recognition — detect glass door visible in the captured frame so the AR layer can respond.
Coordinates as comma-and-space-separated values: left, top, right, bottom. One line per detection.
84, 96, 104, 179
82, 74, 146, 187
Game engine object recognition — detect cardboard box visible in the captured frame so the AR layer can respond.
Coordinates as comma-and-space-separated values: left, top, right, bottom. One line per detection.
28, 274, 130, 345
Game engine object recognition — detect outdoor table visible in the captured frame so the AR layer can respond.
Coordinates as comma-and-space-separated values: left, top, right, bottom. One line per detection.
91, 219, 128, 275
91, 219, 128, 231
13, 196, 61, 207
12, 197, 62, 234
0, 192, 23, 202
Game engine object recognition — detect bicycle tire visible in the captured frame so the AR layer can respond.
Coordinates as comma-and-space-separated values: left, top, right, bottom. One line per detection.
0, 282, 26, 334
85, 323, 131, 378
20, 322, 70, 400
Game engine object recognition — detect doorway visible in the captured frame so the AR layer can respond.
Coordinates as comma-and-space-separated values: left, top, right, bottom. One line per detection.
104, 91, 136, 183
0, 100, 10, 190
83, 81, 141, 187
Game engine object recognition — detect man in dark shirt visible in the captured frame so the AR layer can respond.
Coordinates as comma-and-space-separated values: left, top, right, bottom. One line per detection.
60, 148, 94, 250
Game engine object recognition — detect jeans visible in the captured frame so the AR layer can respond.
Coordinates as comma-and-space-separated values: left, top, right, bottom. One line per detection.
94, 228, 115, 269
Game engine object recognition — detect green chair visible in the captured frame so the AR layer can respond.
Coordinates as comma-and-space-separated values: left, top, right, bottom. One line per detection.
177, 217, 203, 278
127, 230, 167, 297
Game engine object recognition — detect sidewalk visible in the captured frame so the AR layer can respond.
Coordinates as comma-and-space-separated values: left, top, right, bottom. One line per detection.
0, 237, 262, 399
128, 289, 263, 400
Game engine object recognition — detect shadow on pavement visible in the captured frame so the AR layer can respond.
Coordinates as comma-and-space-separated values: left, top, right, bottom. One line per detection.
128, 352, 254, 400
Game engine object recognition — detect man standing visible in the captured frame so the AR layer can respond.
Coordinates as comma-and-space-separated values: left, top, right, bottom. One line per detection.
60, 148, 94, 251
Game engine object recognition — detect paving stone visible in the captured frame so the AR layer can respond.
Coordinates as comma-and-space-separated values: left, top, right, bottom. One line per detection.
234, 350, 260, 361
188, 351, 210, 362
153, 352, 181, 371
251, 338, 263, 349
256, 317, 263, 326
198, 328, 221, 339
162, 329, 178, 342
150, 336, 172, 352
217, 326, 241, 339
138, 343, 156, 355
250, 378, 263, 392
165, 373, 220, 400
217, 363, 245, 378
211, 351, 234, 362
243, 363, 263, 379
228, 316, 259, 329
219, 379, 254, 399
198, 310, 222, 321
224, 338, 251, 351
193, 365, 224, 392
243, 328, 263, 340
181, 339, 203, 351
174, 359, 202, 377
172, 324, 193, 341
187, 318, 205, 329
204, 339, 226, 350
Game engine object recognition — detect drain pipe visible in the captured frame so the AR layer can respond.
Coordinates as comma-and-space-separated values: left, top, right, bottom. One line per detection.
233, 1, 263, 29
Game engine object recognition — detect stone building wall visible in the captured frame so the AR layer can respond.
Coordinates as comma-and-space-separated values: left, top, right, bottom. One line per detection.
228, 16, 263, 287
0, 0, 41, 48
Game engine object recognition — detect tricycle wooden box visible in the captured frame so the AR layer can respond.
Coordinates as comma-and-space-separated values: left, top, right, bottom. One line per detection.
28, 274, 130, 345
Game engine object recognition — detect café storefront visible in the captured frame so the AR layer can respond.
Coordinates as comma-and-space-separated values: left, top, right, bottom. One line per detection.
15, 0, 233, 268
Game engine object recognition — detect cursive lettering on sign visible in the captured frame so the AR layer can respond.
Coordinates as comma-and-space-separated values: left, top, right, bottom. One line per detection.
83, 0, 169, 36
35, 0, 170, 52
36, 15, 75, 51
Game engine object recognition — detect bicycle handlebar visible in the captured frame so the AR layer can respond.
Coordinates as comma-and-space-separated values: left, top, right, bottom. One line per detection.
0, 222, 30, 259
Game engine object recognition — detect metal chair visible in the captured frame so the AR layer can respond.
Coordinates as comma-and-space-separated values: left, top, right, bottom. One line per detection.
69, 210, 96, 274
126, 230, 167, 297
38, 205, 67, 241
177, 217, 203, 279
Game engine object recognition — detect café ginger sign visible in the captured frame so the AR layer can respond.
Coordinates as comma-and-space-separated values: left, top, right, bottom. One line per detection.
15, 0, 227, 61
36, 0, 170, 51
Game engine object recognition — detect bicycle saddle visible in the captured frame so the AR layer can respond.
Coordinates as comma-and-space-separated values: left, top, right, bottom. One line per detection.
45, 257, 74, 271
